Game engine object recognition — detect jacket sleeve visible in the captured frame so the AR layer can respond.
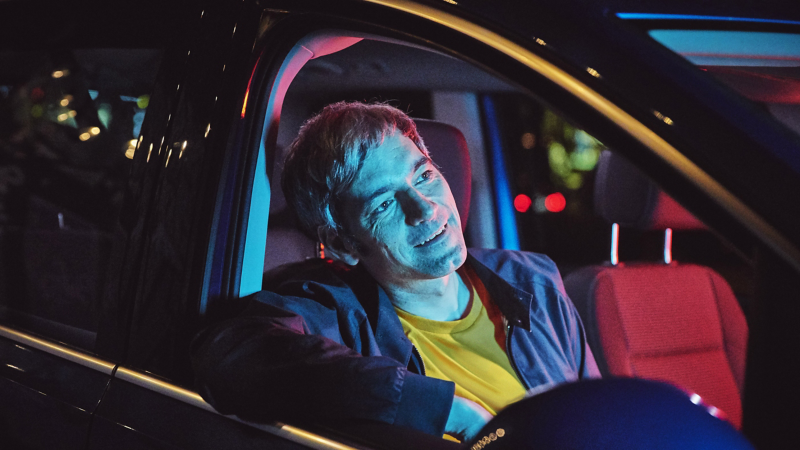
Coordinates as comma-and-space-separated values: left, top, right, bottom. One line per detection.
570, 299, 602, 379
191, 292, 455, 436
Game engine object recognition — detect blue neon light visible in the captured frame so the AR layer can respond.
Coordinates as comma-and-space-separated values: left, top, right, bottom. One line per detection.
616, 13, 800, 27
481, 96, 520, 251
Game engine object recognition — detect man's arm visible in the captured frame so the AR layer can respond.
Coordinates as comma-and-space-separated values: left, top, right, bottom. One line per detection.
191, 293, 455, 436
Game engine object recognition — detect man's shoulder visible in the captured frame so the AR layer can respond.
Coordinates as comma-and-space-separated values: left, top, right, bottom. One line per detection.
467, 248, 566, 294
260, 258, 378, 310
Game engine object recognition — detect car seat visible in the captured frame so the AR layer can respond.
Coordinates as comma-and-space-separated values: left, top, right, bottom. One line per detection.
563, 151, 748, 428
263, 118, 472, 272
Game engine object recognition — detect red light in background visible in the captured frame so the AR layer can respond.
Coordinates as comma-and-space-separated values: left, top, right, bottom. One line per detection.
544, 192, 566, 212
31, 87, 44, 102
514, 194, 532, 213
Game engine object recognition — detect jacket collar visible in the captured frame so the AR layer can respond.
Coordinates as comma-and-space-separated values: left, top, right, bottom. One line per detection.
366, 252, 533, 365
465, 252, 533, 331
374, 286, 414, 364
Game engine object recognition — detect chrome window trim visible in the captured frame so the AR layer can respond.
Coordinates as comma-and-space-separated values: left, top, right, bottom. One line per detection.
117, 366, 361, 450
0, 325, 358, 449
0, 324, 115, 375
363, 0, 800, 271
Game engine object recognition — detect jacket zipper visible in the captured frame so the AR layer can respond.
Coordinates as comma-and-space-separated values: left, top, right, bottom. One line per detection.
411, 344, 426, 376
504, 318, 531, 390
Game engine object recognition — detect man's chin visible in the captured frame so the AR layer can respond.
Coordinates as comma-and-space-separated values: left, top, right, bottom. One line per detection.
419, 243, 468, 279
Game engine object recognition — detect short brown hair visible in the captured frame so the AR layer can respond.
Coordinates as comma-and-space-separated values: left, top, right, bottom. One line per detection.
281, 101, 428, 239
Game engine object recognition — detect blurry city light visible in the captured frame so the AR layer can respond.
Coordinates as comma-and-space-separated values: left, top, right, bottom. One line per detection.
98, 104, 111, 128
31, 105, 43, 118
31, 87, 45, 101
205, 123, 211, 138
586, 67, 601, 78
147, 143, 153, 162
57, 113, 69, 122
570, 148, 600, 171
653, 110, 674, 125
90, 127, 101, 135
564, 172, 583, 189
179, 140, 187, 158
534, 37, 547, 46
521, 132, 536, 149
548, 142, 571, 177
442, 0, 458, 4
514, 194, 532, 213
544, 192, 566, 212
165, 148, 172, 167
133, 110, 145, 137
137, 95, 150, 109
89, 90, 99, 100
125, 139, 137, 159
60, 95, 73, 107
68, 110, 77, 118
52, 70, 66, 78
79, 132, 91, 141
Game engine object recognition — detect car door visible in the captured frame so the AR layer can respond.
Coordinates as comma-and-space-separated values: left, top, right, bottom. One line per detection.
0, 1, 172, 448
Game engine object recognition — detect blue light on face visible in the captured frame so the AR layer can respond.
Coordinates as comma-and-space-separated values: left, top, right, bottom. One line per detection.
616, 13, 800, 26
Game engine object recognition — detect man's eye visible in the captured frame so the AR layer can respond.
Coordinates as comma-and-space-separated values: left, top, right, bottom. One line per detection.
418, 170, 434, 183
375, 200, 392, 214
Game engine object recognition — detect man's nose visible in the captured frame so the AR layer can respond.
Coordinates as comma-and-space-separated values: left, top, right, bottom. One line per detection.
403, 189, 436, 226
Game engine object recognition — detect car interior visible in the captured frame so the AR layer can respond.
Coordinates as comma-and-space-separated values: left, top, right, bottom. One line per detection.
246, 29, 755, 430
1, 5, 798, 448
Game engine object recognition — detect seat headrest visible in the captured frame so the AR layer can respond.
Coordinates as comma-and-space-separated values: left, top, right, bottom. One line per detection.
594, 151, 704, 230
414, 119, 472, 232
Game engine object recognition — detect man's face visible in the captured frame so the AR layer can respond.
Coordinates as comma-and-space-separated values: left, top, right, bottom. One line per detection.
338, 130, 468, 288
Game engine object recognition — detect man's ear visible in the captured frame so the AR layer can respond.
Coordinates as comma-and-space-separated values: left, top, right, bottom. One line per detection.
317, 225, 360, 266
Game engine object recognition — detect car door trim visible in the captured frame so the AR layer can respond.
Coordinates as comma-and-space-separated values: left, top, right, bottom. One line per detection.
362, 0, 800, 271
0, 325, 358, 449
0, 324, 115, 375
116, 366, 360, 450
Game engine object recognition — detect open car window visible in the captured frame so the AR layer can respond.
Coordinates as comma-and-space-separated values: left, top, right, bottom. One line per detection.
257, 36, 755, 307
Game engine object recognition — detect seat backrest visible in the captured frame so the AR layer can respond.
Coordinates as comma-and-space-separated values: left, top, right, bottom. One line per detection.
263, 119, 472, 273
564, 151, 748, 428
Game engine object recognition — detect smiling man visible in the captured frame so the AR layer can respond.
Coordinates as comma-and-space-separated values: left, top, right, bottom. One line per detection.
192, 102, 599, 442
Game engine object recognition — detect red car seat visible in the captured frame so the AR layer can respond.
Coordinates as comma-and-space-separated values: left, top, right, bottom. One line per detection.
563, 151, 748, 428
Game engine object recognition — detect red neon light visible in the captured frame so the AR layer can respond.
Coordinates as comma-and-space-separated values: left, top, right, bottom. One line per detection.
241, 53, 263, 118
544, 192, 566, 212
514, 194, 532, 213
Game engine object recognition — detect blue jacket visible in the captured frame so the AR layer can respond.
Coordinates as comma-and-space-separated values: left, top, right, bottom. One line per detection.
192, 249, 599, 436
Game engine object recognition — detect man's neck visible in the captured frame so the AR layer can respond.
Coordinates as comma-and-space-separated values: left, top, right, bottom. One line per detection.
384, 269, 471, 321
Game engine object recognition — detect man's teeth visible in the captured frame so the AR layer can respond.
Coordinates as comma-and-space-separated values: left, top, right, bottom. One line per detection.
422, 224, 446, 244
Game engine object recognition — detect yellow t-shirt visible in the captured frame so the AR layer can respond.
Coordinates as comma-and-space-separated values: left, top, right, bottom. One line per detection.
394, 266, 527, 416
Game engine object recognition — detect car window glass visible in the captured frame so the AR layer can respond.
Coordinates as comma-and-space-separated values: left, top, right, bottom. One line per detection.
649, 30, 800, 150
0, 49, 162, 352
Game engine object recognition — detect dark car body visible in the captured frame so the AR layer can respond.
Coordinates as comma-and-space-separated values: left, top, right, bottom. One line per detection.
1, 0, 799, 448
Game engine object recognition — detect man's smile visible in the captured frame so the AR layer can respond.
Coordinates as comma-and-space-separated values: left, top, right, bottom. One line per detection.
415, 223, 448, 247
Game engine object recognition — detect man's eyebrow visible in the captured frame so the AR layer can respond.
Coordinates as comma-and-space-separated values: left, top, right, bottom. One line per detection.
361, 155, 433, 208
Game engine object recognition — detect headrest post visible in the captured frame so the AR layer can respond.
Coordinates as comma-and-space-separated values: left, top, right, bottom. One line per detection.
610, 223, 619, 266
663, 228, 673, 264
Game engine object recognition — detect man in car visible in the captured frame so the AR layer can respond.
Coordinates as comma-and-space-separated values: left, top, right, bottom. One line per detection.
192, 101, 599, 442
